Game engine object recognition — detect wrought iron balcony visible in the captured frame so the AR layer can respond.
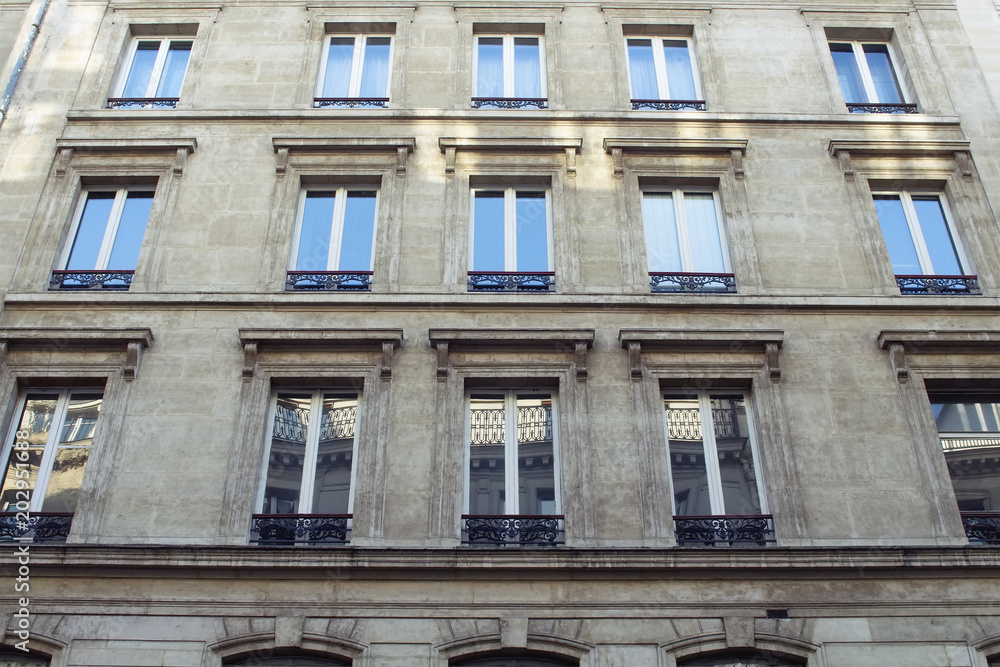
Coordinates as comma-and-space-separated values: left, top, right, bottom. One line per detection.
462, 515, 564, 546
0, 512, 73, 542
674, 515, 775, 547
468, 271, 555, 292
631, 99, 707, 111
285, 271, 372, 291
895, 274, 979, 295
313, 97, 388, 108
961, 512, 1000, 545
250, 514, 351, 545
846, 103, 918, 114
667, 407, 740, 440
107, 97, 179, 109
50, 270, 134, 290
650, 272, 736, 293
471, 97, 548, 109
272, 403, 357, 443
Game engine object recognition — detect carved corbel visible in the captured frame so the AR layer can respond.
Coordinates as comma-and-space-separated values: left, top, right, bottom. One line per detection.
888, 343, 909, 383
575, 342, 588, 382
275, 147, 290, 176
838, 150, 854, 181
610, 147, 624, 177
956, 151, 972, 182
124, 341, 143, 381
0, 341, 6, 366
628, 342, 642, 382
765, 343, 781, 383
730, 149, 745, 180
436, 342, 449, 381
242, 342, 258, 381
380, 341, 395, 381
565, 147, 577, 176
396, 146, 409, 175
444, 146, 457, 175
55, 148, 73, 176
173, 147, 189, 176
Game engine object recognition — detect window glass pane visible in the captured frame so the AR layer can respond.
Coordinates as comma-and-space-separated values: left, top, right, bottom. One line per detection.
711, 395, 761, 515
339, 191, 377, 271
262, 394, 311, 514
932, 399, 1000, 433
516, 395, 555, 515
472, 191, 506, 271
863, 44, 903, 104
829, 43, 866, 104
627, 39, 658, 99
683, 193, 726, 272
311, 396, 357, 514
911, 196, 962, 275
662, 39, 697, 100
642, 193, 682, 272
665, 395, 712, 515
322, 37, 355, 97
155, 41, 191, 97
0, 395, 56, 511
122, 41, 160, 97
58, 393, 102, 445
295, 192, 336, 271
873, 195, 922, 274
515, 192, 548, 271
106, 190, 153, 270
359, 37, 391, 97
41, 445, 91, 513
513, 37, 541, 98
468, 396, 507, 515
66, 192, 115, 270
476, 37, 504, 97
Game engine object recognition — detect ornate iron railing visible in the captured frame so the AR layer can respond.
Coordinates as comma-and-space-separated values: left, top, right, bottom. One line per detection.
0, 512, 73, 542
250, 514, 351, 545
674, 514, 775, 546
961, 512, 1000, 545
286, 271, 372, 291
468, 271, 555, 292
667, 407, 740, 440
107, 97, 179, 109
313, 97, 388, 108
471, 97, 548, 109
631, 99, 707, 111
846, 103, 918, 114
895, 274, 979, 295
273, 404, 356, 443
50, 270, 134, 290
941, 436, 1000, 451
650, 272, 736, 293
462, 515, 564, 545
470, 406, 553, 445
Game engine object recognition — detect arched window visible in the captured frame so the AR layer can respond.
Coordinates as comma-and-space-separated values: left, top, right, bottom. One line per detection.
679, 652, 804, 667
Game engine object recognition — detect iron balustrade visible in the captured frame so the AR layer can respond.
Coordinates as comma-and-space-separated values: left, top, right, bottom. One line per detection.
469, 406, 552, 445
667, 407, 740, 440
272, 404, 357, 443
631, 99, 707, 111
471, 98, 548, 109
106, 97, 179, 109
313, 97, 388, 108
50, 270, 134, 290
846, 103, 918, 114
650, 272, 736, 293
673, 514, 775, 546
468, 271, 555, 292
285, 271, 372, 291
961, 512, 1000, 545
895, 274, 979, 295
0, 512, 73, 542
250, 513, 351, 545
462, 515, 564, 545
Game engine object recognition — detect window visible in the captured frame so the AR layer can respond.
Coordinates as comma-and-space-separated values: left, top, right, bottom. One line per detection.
642, 189, 734, 292
286, 188, 378, 291
110, 38, 191, 108
872, 190, 977, 294
679, 653, 804, 667
463, 390, 562, 545
828, 40, 915, 113
252, 390, 359, 545
473, 33, 546, 108
0, 389, 104, 541
664, 391, 773, 545
468, 187, 553, 291
626, 36, 705, 110
315, 33, 392, 108
51, 188, 153, 290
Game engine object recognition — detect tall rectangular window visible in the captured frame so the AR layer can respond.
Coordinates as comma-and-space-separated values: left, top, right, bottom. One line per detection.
642, 189, 734, 292
286, 188, 377, 291
110, 38, 192, 109
473, 34, 546, 108
315, 34, 392, 108
52, 188, 154, 290
626, 36, 704, 110
828, 40, 914, 113
468, 187, 553, 291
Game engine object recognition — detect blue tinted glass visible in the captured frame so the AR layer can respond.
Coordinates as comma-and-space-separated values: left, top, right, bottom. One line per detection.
912, 196, 962, 275
155, 41, 191, 97
472, 192, 505, 270
339, 192, 377, 270
663, 40, 697, 100
359, 37, 390, 98
476, 38, 504, 97
830, 43, 866, 104
627, 39, 658, 99
322, 38, 354, 97
873, 195, 921, 274
863, 44, 903, 104
122, 42, 160, 97
515, 192, 548, 271
66, 192, 115, 270
295, 192, 335, 270
513, 37, 541, 98
106, 191, 153, 270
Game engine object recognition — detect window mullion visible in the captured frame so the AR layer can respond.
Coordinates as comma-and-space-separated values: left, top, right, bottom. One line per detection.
146, 41, 170, 98
299, 392, 323, 512
95, 189, 128, 270
854, 42, 880, 103
505, 391, 519, 515
900, 192, 936, 274
350, 36, 365, 97
504, 189, 517, 272
674, 191, 695, 271
699, 392, 727, 515
652, 37, 670, 100
328, 189, 347, 271
32, 390, 70, 512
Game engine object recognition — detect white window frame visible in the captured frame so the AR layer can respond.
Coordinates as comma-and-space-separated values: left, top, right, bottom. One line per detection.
315, 33, 394, 99
624, 35, 703, 101
255, 389, 362, 515
662, 389, 768, 516
828, 39, 910, 104
642, 188, 731, 273
872, 190, 970, 276
472, 34, 547, 99
468, 187, 553, 272
114, 37, 192, 99
288, 187, 380, 272
60, 187, 155, 271
462, 389, 562, 516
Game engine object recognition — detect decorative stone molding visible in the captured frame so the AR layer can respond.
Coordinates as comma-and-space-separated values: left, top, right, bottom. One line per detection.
209, 630, 366, 663
428, 329, 595, 381
618, 329, 784, 382
828, 140, 973, 181
878, 330, 1000, 383
603, 137, 749, 177
0, 327, 154, 381
271, 137, 416, 175
53, 138, 198, 176
238, 328, 404, 381
435, 632, 594, 663
438, 137, 583, 175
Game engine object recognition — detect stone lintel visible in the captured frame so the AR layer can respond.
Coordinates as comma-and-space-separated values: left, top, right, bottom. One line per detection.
877, 330, 1000, 354
54, 138, 198, 154
239, 328, 404, 350
429, 328, 595, 350
0, 327, 154, 350
603, 137, 749, 155
438, 137, 582, 153
618, 329, 783, 351
827, 139, 971, 159
272, 137, 416, 152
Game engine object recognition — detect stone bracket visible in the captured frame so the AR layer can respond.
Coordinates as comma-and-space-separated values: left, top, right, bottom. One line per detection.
438, 137, 583, 174
604, 138, 749, 178
888, 343, 908, 383
619, 329, 785, 383
956, 151, 973, 182
238, 328, 404, 380
0, 327, 154, 381
271, 137, 416, 175
53, 138, 198, 176
428, 329, 595, 381
877, 330, 1000, 383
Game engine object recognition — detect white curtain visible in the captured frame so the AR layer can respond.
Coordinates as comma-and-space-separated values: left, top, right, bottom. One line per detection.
642, 193, 682, 272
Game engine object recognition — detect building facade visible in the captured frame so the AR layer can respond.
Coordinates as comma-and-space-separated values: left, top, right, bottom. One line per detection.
1, 0, 1000, 665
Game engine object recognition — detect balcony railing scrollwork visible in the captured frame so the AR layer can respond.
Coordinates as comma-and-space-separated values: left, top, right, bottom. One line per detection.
961, 512, 1000, 545
250, 513, 351, 545
50, 270, 134, 290
107, 97, 179, 109
650, 272, 736, 293
0, 512, 73, 542
285, 271, 372, 291
674, 514, 775, 546
463, 515, 564, 546
895, 274, 979, 295
313, 97, 388, 108
468, 271, 555, 292
667, 407, 740, 440
631, 99, 707, 111
846, 103, 918, 114
471, 97, 548, 109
